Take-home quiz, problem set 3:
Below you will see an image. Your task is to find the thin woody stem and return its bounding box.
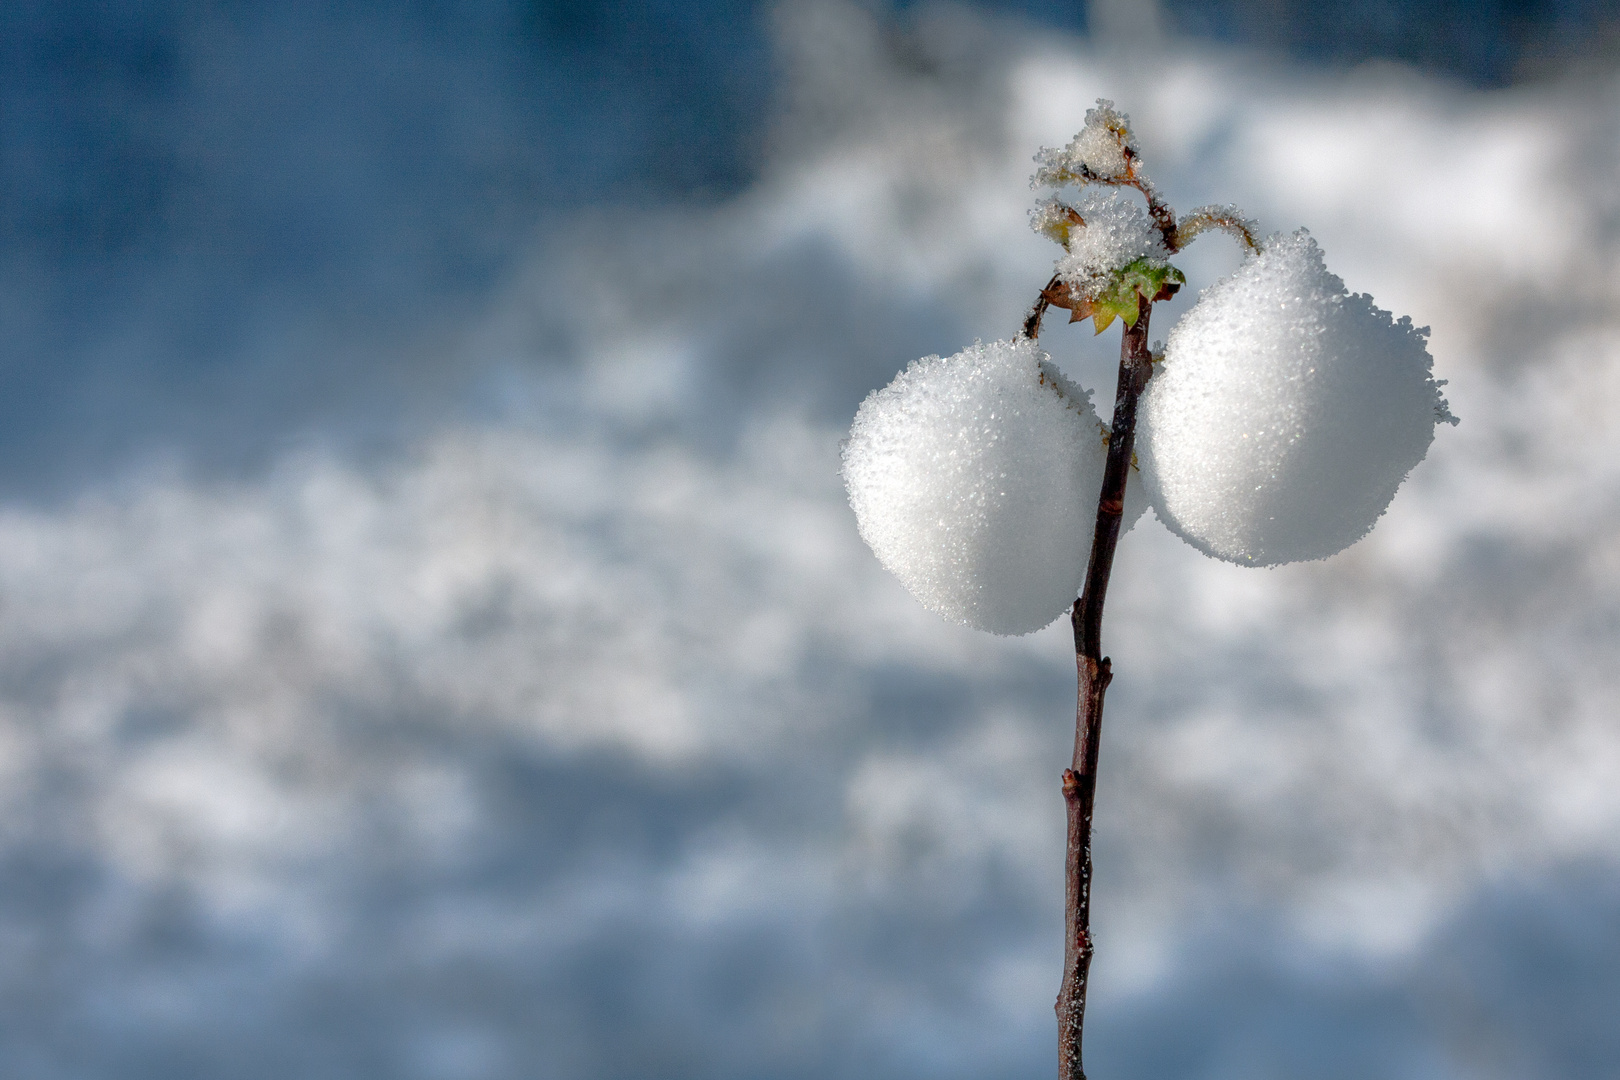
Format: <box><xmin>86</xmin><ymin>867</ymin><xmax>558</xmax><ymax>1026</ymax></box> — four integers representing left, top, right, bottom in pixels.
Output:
<box><xmin>1171</xmin><ymin>206</ymin><xmax>1259</xmax><ymax>255</ymax></box>
<box><xmin>1124</xmin><ymin>177</ymin><xmax>1178</xmax><ymax>252</ymax></box>
<box><xmin>1024</xmin><ymin>274</ymin><xmax>1062</xmax><ymax>341</ymax></box>
<box><xmin>1076</xmin><ymin>295</ymin><xmax>1152</xmax><ymax>660</ymax></box>
<box><xmin>1056</xmin><ymin>292</ymin><xmax>1153</xmax><ymax>1080</ymax></box>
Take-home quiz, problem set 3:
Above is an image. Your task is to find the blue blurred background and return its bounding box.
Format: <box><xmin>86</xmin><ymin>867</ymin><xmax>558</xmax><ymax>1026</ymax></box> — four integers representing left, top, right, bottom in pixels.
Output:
<box><xmin>5</xmin><ymin>0</ymin><xmax>1613</xmax><ymax>495</ymax></box>
<box><xmin>3</xmin><ymin>0</ymin><xmax>1620</xmax><ymax>1077</ymax></box>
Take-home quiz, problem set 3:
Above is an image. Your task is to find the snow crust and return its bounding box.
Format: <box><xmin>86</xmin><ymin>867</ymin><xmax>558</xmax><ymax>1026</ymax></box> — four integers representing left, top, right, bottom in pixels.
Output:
<box><xmin>1140</xmin><ymin>231</ymin><xmax>1454</xmax><ymax>565</ymax></box>
<box><xmin>843</xmin><ymin>337</ymin><xmax>1141</xmax><ymax>634</ymax></box>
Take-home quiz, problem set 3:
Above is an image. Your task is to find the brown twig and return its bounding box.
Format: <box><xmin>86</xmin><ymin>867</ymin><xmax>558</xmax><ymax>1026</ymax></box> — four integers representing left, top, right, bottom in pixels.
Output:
<box><xmin>1171</xmin><ymin>205</ymin><xmax>1260</xmax><ymax>255</ymax></box>
<box><xmin>1120</xmin><ymin>171</ymin><xmax>1178</xmax><ymax>253</ymax></box>
<box><xmin>1024</xmin><ymin>273</ymin><xmax>1063</xmax><ymax>340</ymax></box>
<box><xmin>1056</xmin><ymin>292</ymin><xmax>1154</xmax><ymax>1080</ymax></box>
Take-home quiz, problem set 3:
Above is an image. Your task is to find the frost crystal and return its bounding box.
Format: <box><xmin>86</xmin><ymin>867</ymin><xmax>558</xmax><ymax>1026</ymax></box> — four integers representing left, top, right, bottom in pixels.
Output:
<box><xmin>843</xmin><ymin>337</ymin><xmax>1143</xmax><ymax>635</ymax></box>
<box><xmin>1048</xmin><ymin>190</ymin><xmax>1171</xmax><ymax>299</ymax></box>
<box><xmin>1139</xmin><ymin>231</ymin><xmax>1456</xmax><ymax>566</ymax></box>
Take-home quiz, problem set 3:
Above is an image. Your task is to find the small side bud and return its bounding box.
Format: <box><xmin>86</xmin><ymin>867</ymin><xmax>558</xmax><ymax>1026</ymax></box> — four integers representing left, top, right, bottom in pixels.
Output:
<box><xmin>1030</xmin><ymin>198</ymin><xmax>1086</xmax><ymax>249</ymax></box>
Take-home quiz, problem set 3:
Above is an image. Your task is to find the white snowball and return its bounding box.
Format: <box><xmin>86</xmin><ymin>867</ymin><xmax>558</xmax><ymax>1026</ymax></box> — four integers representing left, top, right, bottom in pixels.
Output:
<box><xmin>1139</xmin><ymin>230</ymin><xmax>1456</xmax><ymax>566</ymax></box>
<box><xmin>843</xmin><ymin>337</ymin><xmax>1144</xmax><ymax>635</ymax></box>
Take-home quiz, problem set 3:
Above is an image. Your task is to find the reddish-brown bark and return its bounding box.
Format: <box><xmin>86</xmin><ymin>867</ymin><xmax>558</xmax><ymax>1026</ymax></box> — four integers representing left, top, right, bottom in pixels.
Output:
<box><xmin>1042</xmin><ymin>294</ymin><xmax>1155</xmax><ymax>1080</ymax></box>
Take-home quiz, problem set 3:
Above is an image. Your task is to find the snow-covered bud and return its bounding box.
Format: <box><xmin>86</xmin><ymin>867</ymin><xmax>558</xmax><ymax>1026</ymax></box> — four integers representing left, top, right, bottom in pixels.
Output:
<box><xmin>1032</xmin><ymin>98</ymin><xmax>1137</xmax><ymax>187</ymax></box>
<box><xmin>1139</xmin><ymin>231</ymin><xmax>1456</xmax><ymax>566</ymax></box>
<box><xmin>1032</xmin><ymin>190</ymin><xmax>1184</xmax><ymax>334</ymax></box>
<box><xmin>1053</xmin><ymin>190</ymin><xmax>1171</xmax><ymax>294</ymax></box>
<box><xmin>843</xmin><ymin>337</ymin><xmax>1144</xmax><ymax>635</ymax></box>
<box><xmin>1030</xmin><ymin>196</ymin><xmax>1085</xmax><ymax>249</ymax></box>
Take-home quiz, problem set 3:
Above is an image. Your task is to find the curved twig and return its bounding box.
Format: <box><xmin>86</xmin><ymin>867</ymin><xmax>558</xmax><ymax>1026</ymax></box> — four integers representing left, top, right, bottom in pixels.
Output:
<box><xmin>1023</xmin><ymin>274</ymin><xmax>1063</xmax><ymax>341</ymax></box>
<box><xmin>1171</xmin><ymin>204</ymin><xmax>1260</xmax><ymax>254</ymax></box>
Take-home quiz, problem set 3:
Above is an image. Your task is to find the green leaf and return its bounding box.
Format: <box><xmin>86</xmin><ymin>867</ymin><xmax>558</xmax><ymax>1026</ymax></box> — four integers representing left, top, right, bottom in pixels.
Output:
<box><xmin>1086</xmin><ymin>258</ymin><xmax>1184</xmax><ymax>334</ymax></box>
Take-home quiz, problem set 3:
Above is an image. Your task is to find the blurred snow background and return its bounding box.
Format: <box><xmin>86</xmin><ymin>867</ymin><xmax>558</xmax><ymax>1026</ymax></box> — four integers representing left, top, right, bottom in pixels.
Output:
<box><xmin>4</xmin><ymin>0</ymin><xmax>1620</xmax><ymax>1076</ymax></box>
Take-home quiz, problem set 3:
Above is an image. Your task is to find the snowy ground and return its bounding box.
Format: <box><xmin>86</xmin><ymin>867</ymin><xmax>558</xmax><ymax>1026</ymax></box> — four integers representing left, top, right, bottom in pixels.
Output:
<box><xmin>3</xmin><ymin>2</ymin><xmax>1620</xmax><ymax>1077</ymax></box>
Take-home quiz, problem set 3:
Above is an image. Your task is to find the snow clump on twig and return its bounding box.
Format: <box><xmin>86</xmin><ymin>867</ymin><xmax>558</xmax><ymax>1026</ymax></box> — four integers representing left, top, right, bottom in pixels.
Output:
<box><xmin>1138</xmin><ymin>231</ymin><xmax>1457</xmax><ymax>566</ymax></box>
<box><xmin>1042</xmin><ymin>189</ymin><xmax>1172</xmax><ymax>299</ymax></box>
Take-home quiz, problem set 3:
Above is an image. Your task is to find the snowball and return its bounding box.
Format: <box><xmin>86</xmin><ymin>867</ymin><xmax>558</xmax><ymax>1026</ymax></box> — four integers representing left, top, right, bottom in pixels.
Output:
<box><xmin>1051</xmin><ymin>190</ymin><xmax>1170</xmax><ymax>298</ymax></box>
<box><xmin>843</xmin><ymin>337</ymin><xmax>1145</xmax><ymax>635</ymax></box>
<box><xmin>1139</xmin><ymin>231</ymin><xmax>1456</xmax><ymax>566</ymax></box>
